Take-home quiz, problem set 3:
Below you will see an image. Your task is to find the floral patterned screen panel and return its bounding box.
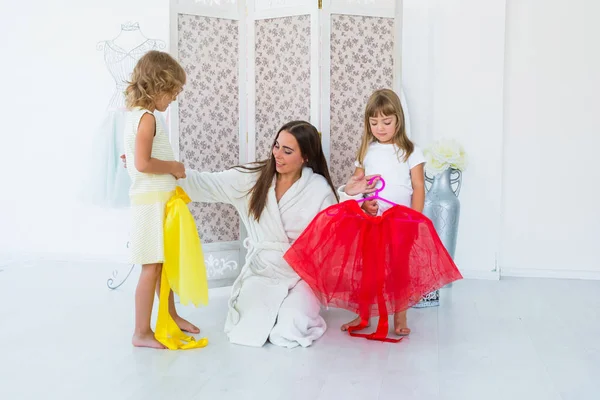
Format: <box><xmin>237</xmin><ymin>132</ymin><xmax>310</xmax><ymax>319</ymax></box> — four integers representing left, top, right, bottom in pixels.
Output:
<box><xmin>329</xmin><ymin>14</ymin><xmax>395</xmax><ymax>187</ymax></box>
<box><xmin>177</xmin><ymin>14</ymin><xmax>240</xmax><ymax>246</ymax></box>
<box><xmin>255</xmin><ymin>15</ymin><xmax>311</xmax><ymax>160</ymax></box>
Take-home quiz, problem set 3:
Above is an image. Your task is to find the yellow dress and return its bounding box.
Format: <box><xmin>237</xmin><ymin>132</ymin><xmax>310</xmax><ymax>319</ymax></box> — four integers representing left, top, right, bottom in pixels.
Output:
<box><xmin>124</xmin><ymin>108</ymin><xmax>177</xmax><ymax>264</ymax></box>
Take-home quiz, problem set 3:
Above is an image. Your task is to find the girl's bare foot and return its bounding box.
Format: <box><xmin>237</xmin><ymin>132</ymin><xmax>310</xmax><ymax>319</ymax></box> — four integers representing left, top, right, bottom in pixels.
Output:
<box><xmin>132</xmin><ymin>332</ymin><xmax>166</xmax><ymax>349</ymax></box>
<box><xmin>393</xmin><ymin>311</ymin><xmax>411</xmax><ymax>336</ymax></box>
<box><xmin>341</xmin><ymin>316</ymin><xmax>370</xmax><ymax>331</ymax></box>
<box><xmin>174</xmin><ymin>316</ymin><xmax>200</xmax><ymax>334</ymax></box>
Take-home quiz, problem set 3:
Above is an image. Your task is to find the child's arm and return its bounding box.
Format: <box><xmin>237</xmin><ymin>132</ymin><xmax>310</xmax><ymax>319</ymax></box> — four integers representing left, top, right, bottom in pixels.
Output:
<box><xmin>134</xmin><ymin>113</ymin><xmax>184</xmax><ymax>178</ymax></box>
<box><xmin>410</xmin><ymin>164</ymin><xmax>425</xmax><ymax>213</ymax></box>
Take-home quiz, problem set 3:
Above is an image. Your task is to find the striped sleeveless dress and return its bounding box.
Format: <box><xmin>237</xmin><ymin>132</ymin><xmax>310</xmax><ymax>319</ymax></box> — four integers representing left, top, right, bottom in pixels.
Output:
<box><xmin>124</xmin><ymin>108</ymin><xmax>177</xmax><ymax>264</ymax></box>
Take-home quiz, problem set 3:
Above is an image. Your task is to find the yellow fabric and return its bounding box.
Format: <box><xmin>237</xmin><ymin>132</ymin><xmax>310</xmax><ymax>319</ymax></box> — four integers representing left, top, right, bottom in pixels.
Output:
<box><xmin>155</xmin><ymin>187</ymin><xmax>209</xmax><ymax>350</ymax></box>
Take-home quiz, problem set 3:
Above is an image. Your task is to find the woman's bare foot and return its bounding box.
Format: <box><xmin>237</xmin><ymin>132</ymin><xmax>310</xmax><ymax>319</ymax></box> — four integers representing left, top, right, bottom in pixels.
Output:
<box><xmin>341</xmin><ymin>316</ymin><xmax>370</xmax><ymax>331</ymax></box>
<box><xmin>174</xmin><ymin>316</ymin><xmax>200</xmax><ymax>334</ymax></box>
<box><xmin>393</xmin><ymin>311</ymin><xmax>411</xmax><ymax>336</ymax></box>
<box><xmin>132</xmin><ymin>332</ymin><xmax>166</xmax><ymax>349</ymax></box>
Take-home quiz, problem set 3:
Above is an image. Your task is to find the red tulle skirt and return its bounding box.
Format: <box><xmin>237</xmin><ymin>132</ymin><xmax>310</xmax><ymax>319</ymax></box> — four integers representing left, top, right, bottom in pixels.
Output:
<box><xmin>284</xmin><ymin>200</ymin><xmax>463</xmax><ymax>342</ymax></box>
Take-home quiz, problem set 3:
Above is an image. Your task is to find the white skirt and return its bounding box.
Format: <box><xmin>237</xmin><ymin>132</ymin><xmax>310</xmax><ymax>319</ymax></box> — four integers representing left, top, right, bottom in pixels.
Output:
<box><xmin>129</xmin><ymin>201</ymin><xmax>167</xmax><ymax>265</ymax></box>
<box><xmin>129</xmin><ymin>189</ymin><xmax>175</xmax><ymax>265</ymax></box>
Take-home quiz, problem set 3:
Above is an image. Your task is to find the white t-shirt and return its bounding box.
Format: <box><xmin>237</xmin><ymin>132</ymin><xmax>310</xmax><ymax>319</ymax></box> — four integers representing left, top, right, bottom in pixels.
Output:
<box><xmin>355</xmin><ymin>142</ymin><xmax>426</xmax><ymax>211</ymax></box>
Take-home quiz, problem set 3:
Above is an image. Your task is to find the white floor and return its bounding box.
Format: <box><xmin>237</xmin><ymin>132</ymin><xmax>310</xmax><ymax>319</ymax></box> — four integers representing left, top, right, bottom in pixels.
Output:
<box><xmin>0</xmin><ymin>260</ymin><xmax>599</xmax><ymax>400</ymax></box>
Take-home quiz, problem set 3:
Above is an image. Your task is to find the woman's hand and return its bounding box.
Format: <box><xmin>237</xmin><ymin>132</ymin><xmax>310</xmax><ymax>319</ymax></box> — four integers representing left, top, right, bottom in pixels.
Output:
<box><xmin>344</xmin><ymin>170</ymin><xmax>380</xmax><ymax>196</ymax></box>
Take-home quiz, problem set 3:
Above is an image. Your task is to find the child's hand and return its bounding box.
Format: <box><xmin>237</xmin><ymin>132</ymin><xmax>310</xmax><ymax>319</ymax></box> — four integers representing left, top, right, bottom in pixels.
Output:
<box><xmin>171</xmin><ymin>161</ymin><xmax>186</xmax><ymax>179</ymax></box>
<box><xmin>120</xmin><ymin>154</ymin><xmax>127</xmax><ymax>168</ymax></box>
<box><xmin>361</xmin><ymin>199</ymin><xmax>379</xmax><ymax>216</ymax></box>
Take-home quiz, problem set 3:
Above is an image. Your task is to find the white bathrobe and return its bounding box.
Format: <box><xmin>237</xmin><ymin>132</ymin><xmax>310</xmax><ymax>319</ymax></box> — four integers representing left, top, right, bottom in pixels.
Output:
<box><xmin>179</xmin><ymin>166</ymin><xmax>337</xmax><ymax>348</ymax></box>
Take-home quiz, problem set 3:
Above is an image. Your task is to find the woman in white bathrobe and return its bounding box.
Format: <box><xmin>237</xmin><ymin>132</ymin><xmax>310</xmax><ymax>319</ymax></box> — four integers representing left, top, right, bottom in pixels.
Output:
<box><xmin>178</xmin><ymin>121</ymin><xmax>340</xmax><ymax>348</ymax></box>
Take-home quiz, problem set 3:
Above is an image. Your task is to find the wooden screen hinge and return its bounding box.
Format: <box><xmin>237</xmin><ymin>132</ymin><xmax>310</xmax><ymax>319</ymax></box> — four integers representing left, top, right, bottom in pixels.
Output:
<box><xmin>318</xmin><ymin>0</ymin><xmax>322</xmax><ymax>10</ymax></box>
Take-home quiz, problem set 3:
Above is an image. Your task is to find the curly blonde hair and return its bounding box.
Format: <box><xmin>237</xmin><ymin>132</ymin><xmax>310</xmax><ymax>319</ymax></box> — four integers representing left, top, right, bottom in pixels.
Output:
<box><xmin>125</xmin><ymin>51</ymin><xmax>186</xmax><ymax>110</ymax></box>
<box><xmin>356</xmin><ymin>88</ymin><xmax>414</xmax><ymax>166</ymax></box>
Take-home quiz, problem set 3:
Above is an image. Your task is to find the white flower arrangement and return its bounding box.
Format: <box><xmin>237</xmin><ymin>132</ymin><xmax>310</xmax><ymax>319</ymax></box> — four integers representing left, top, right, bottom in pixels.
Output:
<box><xmin>423</xmin><ymin>138</ymin><xmax>467</xmax><ymax>176</ymax></box>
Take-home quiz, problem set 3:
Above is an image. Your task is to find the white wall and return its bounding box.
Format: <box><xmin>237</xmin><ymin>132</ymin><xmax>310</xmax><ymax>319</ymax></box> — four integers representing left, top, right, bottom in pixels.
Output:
<box><xmin>2</xmin><ymin>0</ymin><xmax>596</xmax><ymax>280</ymax></box>
<box><xmin>0</xmin><ymin>0</ymin><xmax>170</xmax><ymax>262</ymax></box>
<box><xmin>403</xmin><ymin>0</ymin><xmax>600</xmax><ymax>279</ymax></box>
<box><xmin>501</xmin><ymin>0</ymin><xmax>600</xmax><ymax>278</ymax></box>
<box><xmin>403</xmin><ymin>0</ymin><xmax>507</xmax><ymax>278</ymax></box>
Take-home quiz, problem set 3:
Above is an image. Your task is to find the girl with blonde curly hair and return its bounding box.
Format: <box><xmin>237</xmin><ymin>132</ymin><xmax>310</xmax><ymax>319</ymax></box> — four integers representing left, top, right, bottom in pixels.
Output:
<box><xmin>123</xmin><ymin>51</ymin><xmax>205</xmax><ymax>349</ymax></box>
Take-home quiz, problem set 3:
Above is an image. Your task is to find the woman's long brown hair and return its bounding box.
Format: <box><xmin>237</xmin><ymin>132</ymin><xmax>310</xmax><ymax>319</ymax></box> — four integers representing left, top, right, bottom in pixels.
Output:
<box><xmin>234</xmin><ymin>121</ymin><xmax>339</xmax><ymax>221</ymax></box>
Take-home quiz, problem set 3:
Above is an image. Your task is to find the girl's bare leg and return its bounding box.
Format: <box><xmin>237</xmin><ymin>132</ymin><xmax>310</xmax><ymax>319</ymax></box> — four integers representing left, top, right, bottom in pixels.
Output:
<box><xmin>393</xmin><ymin>310</ymin><xmax>411</xmax><ymax>336</ymax></box>
<box><xmin>132</xmin><ymin>263</ymin><xmax>166</xmax><ymax>349</ymax></box>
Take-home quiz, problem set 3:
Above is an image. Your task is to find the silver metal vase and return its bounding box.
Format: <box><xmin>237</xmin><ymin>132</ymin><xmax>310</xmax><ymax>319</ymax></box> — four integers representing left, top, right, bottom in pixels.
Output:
<box><xmin>413</xmin><ymin>168</ymin><xmax>462</xmax><ymax>308</ymax></box>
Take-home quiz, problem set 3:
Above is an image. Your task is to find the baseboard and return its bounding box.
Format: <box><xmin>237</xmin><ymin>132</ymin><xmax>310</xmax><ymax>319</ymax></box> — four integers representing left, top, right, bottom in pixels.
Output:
<box><xmin>459</xmin><ymin>269</ymin><xmax>501</xmax><ymax>280</ymax></box>
<box><xmin>501</xmin><ymin>268</ymin><xmax>600</xmax><ymax>281</ymax></box>
<box><xmin>0</xmin><ymin>241</ymin><xmax>242</xmax><ymax>266</ymax></box>
<box><xmin>2</xmin><ymin>252</ymin><xmax>502</xmax><ymax>281</ymax></box>
<box><xmin>0</xmin><ymin>251</ymin><xmax>127</xmax><ymax>266</ymax></box>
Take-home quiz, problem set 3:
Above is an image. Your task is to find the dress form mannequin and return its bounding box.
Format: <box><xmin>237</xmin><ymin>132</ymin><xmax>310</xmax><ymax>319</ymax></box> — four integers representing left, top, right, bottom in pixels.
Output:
<box><xmin>82</xmin><ymin>23</ymin><xmax>170</xmax><ymax>288</ymax></box>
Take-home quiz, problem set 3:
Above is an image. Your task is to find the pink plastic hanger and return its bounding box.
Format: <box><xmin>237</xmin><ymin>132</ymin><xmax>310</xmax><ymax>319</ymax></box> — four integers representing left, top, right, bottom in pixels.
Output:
<box><xmin>356</xmin><ymin>177</ymin><xmax>397</xmax><ymax>207</ymax></box>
